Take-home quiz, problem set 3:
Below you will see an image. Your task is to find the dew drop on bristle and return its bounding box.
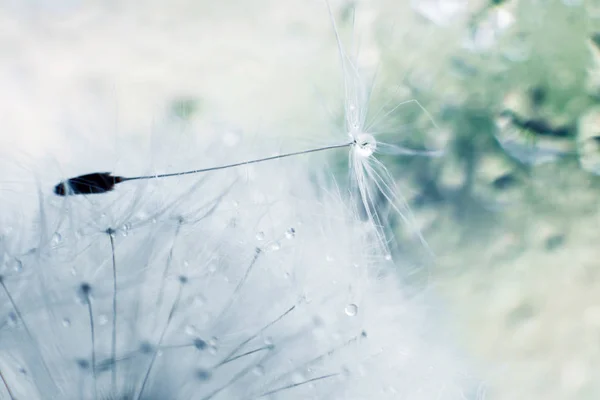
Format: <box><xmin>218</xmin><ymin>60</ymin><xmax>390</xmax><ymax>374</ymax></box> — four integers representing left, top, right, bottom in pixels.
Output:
<box><xmin>121</xmin><ymin>223</ymin><xmax>131</xmax><ymax>236</ymax></box>
<box><xmin>185</xmin><ymin>324</ymin><xmax>199</xmax><ymax>336</ymax></box>
<box><xmin>354</xmin><ymin>133</ymin><xmax>377</xmax><ymax>158</ymax></box>
<box><xmin>345</xmin><ymin>304</ymin><xmax>358</xmax><ymax>317</ymax></box>
<box><xmin>51</xmin><ymin>232</ymin><xmax>62</xmax><ymax>245</ymax></box>
<box><xmin>12</xmin><ymin>259</ymin><xmax>22</xmax><ymax>273</ymax></box>
<box><xmin>285</xmin><ymin>228</ymin><xmax>296</xmax><ymax>239</ymax></box>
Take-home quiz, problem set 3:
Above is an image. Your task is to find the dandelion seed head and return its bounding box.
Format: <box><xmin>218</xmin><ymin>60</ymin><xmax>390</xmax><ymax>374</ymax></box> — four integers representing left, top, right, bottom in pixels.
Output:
<box><xmin>0</xmin><ymin>3</ymin><xmax>479</xmax><ymax>398</ymax></box>
<box><xmin>0</xmin><ymin>118</ymin><xmax>478</xmax><ymax>398</ymax></box>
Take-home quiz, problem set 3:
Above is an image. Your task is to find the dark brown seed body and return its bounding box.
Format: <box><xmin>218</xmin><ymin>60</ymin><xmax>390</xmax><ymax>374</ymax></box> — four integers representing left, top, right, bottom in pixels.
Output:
<box><xmin>54</xmin><ymin>172</ymin><xmax>124</xmax><ymax>196</ymax></box>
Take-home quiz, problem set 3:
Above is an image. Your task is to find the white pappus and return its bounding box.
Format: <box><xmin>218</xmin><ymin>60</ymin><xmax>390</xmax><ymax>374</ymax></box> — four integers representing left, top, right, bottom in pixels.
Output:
<box><xmin>0</xmin><ymin>1</ymin><xmax>479</xmax><ymax>399</ymax></box>
<box><xmin>0</xmin><ymin>118</ymin><xmax>478</xmax><ymax>399</ymax></box>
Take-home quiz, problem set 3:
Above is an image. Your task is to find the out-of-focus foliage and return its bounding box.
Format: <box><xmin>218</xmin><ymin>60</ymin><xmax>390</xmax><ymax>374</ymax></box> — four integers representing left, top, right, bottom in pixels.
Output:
<box><xmin>352</xmin><ymin>0</ymin><xmax>600</xmax><ymax>399</ymax></box>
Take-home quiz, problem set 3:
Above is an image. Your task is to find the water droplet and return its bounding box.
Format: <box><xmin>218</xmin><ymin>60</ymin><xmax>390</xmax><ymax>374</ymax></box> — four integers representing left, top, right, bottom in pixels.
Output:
<box><xmin>12</xmin><ymin>259</ymin><xmax>23</xmax><ymax>272</ymax></box>
<box><xmin>52</xmin><ymin>232</ymin><xmax>62</xmax><ymax>245</ymax></box>
<box><xmin>62</xmin><ymin>318</ymin><xmax>71</xmax><ymax>327</ymax></box>
<box><xmin>353</xmin><ymin>133</ymin><xmax>377</xmax><ymax>158</ymax></box>
<box><xmin>285</xmin><ymin>228</ymin><xmax>296</xmax><ymax>239</ymax></box>
<box><xmin>256</xmin><ymin>231</ymin><xmax>265</xmax><ymax>241</ymax></box>
<box><xmin>185</xmin><ymin>324</ymin><xmax>199</xmax><ymax>336</ymax></box>
<box><xmin>384</xmin><ymin>254</ymin><xmax>392</xmax><ymax>261</ymax></box>
<box><xmin>98</xmin><ymin>314</ymin><xmax>108</xmax><ymax>325</ymax></box>
<box><xmin>270</xmin><ymin>242</ymin><xmax>281</xmax><ymax>251</ymax></box>
<box><xmin>121</xmin><ymin>225</ymin><xmax>129</xmax><ymax>237</ymax></box>
<box><xmin>208</xmin><ymin>337</ymin><xmax>219</xmax><ymax>355</ymax></box>
<box><xmin>326</xmin><ymin>254</ymin><xmax>335</xmax><ymax>262</ymax></box>
<box><xmin>183</xmin><ymin>260</ymin><xmax>189</xmax><ymax>268</ymax></box>
<box><xmin>345</xmin><ymin>304</ymin><xmax>358</xmax><ymax>317</ymax></box>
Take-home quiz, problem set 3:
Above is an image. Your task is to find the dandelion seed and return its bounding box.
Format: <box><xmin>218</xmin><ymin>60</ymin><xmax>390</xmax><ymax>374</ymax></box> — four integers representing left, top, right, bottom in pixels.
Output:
<box><xmin>51</xmin><ymin>35</ymin><xmax>435</xmax><ymax>259</ymax></box>
<box><xmin>52</xmin><ymin>143</ymin><xmax>352</xmax><ymax>197</ymax></box>
<box><xmin>323</xmin><ymin>0</ymin><xmax>444</xmax><ymax>255</ymax></box>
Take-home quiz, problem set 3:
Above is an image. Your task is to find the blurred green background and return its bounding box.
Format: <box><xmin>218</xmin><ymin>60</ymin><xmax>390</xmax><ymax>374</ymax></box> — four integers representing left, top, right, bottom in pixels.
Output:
<box><xmin>369</xmin><ymin>1</ymin><xmax>600</xmax><ymax>399</ymax></box>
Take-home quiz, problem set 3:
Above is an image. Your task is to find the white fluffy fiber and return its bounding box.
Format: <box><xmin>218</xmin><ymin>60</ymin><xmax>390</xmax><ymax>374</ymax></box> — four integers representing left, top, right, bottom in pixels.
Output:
<box><xmin>0</xmin><ymin>116</ymin><xmax>476</xmax><ymax>399</ymax></box>
<box><xmin>0</xmin><ymin>2</ymin><xmax>478</xmax><ymax>399</ymax></box>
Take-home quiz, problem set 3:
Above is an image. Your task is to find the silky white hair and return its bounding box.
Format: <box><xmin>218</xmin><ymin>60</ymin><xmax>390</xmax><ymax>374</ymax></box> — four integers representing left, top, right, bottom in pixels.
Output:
<box><xmin>0</xmin><ymin>118</ymin><xmax>478</xmax><ymax>399</ymax></box>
